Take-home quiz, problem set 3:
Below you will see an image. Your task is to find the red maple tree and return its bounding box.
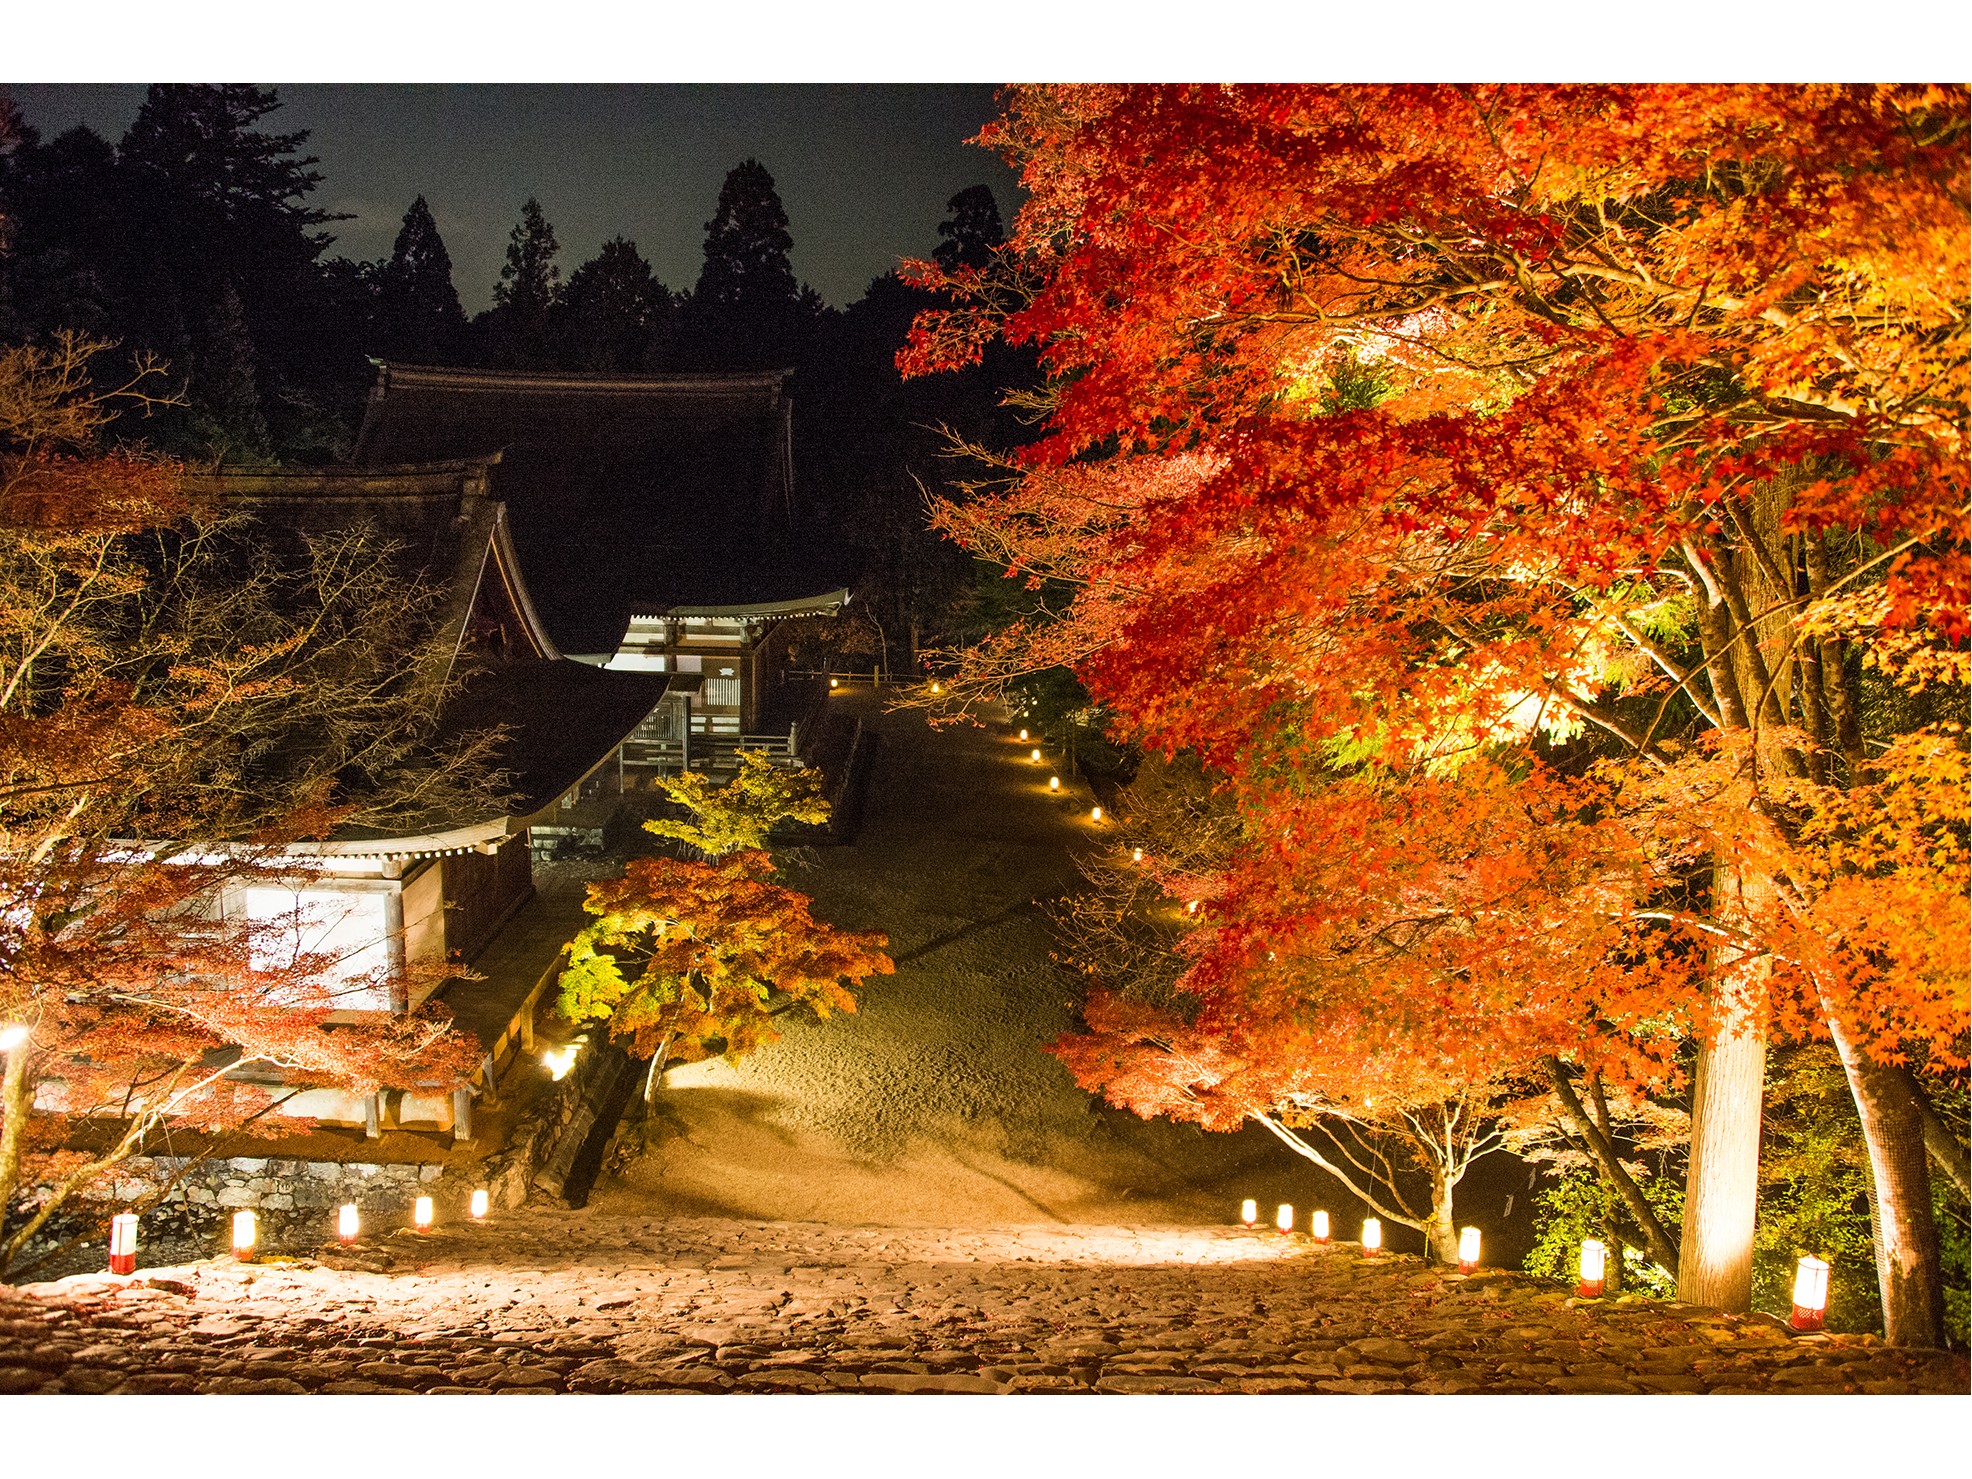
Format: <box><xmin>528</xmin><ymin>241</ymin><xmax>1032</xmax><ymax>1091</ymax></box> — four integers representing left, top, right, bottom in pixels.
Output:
<box><xmin>905</xmin><ymin>85</ymin><xmax>1967</xmax><ymax>1340</ymax></box>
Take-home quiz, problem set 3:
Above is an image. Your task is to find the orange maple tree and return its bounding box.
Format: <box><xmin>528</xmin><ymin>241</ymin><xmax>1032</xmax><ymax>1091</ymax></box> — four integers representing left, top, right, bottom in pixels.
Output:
<box><xmin>904</xmin><ymin>85</ymin><xmax>1967</xmax><ymax>1339</ymax></box>
<box><xmin>1</xmin><ymin>333</ymin><xmax>479</xmax><ymax>1273</ymax></box>
<box><xmin>556</xmin><ymin>758</ymin><xmax>891</xmax><ymax>1103</ymax></box>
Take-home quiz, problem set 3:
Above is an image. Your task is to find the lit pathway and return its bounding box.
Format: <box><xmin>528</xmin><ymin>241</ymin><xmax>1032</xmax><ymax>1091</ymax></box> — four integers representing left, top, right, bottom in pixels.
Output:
<box><xmin>595</xmin><ymin>690</ymin><xmax>1322</xmax><ymax>1232</ymax></box>
<box><xmin>4</xmin><ymin>1211</ymin><xmax>1963</xmax><ymax>1394</ymax></box>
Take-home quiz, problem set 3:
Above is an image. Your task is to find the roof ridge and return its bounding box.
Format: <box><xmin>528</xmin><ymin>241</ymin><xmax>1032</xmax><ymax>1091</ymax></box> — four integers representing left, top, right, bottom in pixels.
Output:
<box><xmin>371</xmin><ymin>361</ymin><xmax>792</xmax><ymax>397</ymax></box>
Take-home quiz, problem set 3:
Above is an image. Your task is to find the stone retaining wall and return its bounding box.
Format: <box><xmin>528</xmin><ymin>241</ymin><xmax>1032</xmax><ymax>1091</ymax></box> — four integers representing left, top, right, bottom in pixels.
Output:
<box><xmin>83</xmin><ymin>1154</ymin><xmax>454</xmax><ymax>1218</ymax></box>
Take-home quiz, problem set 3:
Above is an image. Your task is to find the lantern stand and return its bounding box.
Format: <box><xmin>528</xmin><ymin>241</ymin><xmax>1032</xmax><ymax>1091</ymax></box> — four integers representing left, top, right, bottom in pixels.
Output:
<box><xmin>1789</xmin><ymin>1255</ymin><xmax>1830</xmax><ymax>1332</ymax></box>
<box><xmin>109</xmin><ymin>1213</ymin><xmax>139</xmax><ymax>1276</ymax></box>
<box><xmin>1576</xmin><ymin>1239</ymin><xmax>1606</xmax><ymax>1298</ymax></box>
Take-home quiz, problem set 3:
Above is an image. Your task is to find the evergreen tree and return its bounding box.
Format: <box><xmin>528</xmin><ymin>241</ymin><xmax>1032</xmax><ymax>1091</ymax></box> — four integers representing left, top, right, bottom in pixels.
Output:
<box><xmin>932</xmin><ymin>185</ymin><xmax>1005</xmax><ymax>273</ymax></box>
<box><xmin>556</xmin><ymin>236</ymin><xmax>672</xmax><ymax>372</ymax></box>
<box><xmin>187</xmin><ymin>279</ymin><xmax>271</xmax><ymax>462</ymax></box>
<box><xmin>118</xmin><ymin>87</ymin><xmax>345</xmax><ymax>421</ymax></box>
<box><xmin>675</xmin><ymin>160</ymin><xmax>819</xmax><ymax>371</ymax></box>
<box><xmin>482</xmin><ymin>196</ymin><xmax>561</xmax><ymax>368</ymax></box>
<box><xmin>373</xmin><ymin>195</ymin><xmax>466</xmax><ymax>364</ymax></box>
<box><xmin>694</xmin><ymin>159</ymin><xmax>798</xmax><ymax>310</ymax></box>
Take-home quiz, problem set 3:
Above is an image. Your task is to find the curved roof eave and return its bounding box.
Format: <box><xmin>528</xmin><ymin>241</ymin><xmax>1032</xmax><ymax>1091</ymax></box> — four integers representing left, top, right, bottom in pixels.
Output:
<box><xmin>631</xmin><ymin>587</ymin><xmax>852</xmax><ymax>620</ymax></box>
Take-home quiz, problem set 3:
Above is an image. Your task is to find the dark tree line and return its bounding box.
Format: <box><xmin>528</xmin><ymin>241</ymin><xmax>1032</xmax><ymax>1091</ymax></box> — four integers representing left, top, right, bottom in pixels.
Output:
<box><xmin>0</xmin><ymin>84</ymin><xmax>1037</xmax><ymax>659</ymax></box>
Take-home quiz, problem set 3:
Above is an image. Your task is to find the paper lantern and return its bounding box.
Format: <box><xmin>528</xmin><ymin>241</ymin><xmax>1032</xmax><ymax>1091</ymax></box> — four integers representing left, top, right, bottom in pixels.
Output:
<box><xmin>1240</xmin><ymin>1198</ymin><xmax>1258</xmax><ymax>1227</ymax></box>
<box><xmin>1029</xmin><ymin>748</ymin><xmax>1041</xmax><ymax>763</ymax></box>
<box><xmin>1790</xmin><ymin>1255</ymin><xmax>1830</xmax><ymax>1331</ymax></box>
<box><xmin>1049</xmin><ymin>775</ymin><xmax>1061</xmax><ymax>791</ymax></box>
<box><xmin>543</xmin><ymin>1044</ymin><xmax>579</xmax><ymax>1081</ymax></box>
<box><xmin>231</xmin><ymin>1210</ymin><xmax>257</xmax><ymax>1260</ymax></box>
<box><xmin>1310</xmin><ymin>1210</ymin><xmax>1329</xmax><ymax>1244</ymax></box>
<box><xmin>1361</xmin><ymin>1217</ymin><xmax>1382</xmax><ymax>1256</ymax></box>
<box><xmin>470</xmin><ymin>1188</ymin><xmax>490</xmax><ymax>1220</ymax></box>
<box><xmin>829</xmin><ymin>677</ymin><xmax>839</xmax><ymax>689</ymax></box>
<box><xmin>1132</xmin><ymin>847</ymin><xmax>1144</xmax><ymax>863</ymax></box>
<box><xmin>413</xmin><ymin>1196</ymin><xmax>434</xmax><ymax>1231</ymax></box>
<box><xmin>1018</xmin><ymin>728</ymin><xmax>1028</xmax><ymax>741</ymax></box>
<box><xmin>1458</xmin><ymin>1226</ymin><xmax>1481</xmax><ymax>1274</ymax></box>
<box><xmin>337</xmin><ymin>1203</ymin><xmax>360</xmax><ymax>1243</ymax></box>
<box><xmin>109</xmin><ymin>1213</ymin><xmax>139</xmax><ymax>1275</ymax></box>
<box><xmin>1275</xmin><ymin>1203</ymin><xmax>1294</xmax><ymax>1235</ymax></box>
<box><xmin>0</xmin><ymin>1022</ymin><xmax>27</xmax><ymax>1051</ymax></box>
<box><xmin>1577</xmin><ymin>1239</ymin><xmax>1606</xmax><ymax>1297</ymax></box>
<box><xmin>1091</xmin><ymin>806</ymin><xmax>1103</xmax><ymax>822</ymax></box>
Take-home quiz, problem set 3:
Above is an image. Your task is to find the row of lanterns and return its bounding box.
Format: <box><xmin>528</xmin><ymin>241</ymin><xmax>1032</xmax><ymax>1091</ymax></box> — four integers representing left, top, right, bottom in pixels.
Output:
<box><xmin>1238</xmin><ymin>1200</ymin><xmax>1832</xmax><ymax>1327</ymax></box>
<box><xmin>105</xmin><ymin>1189</ymin><xmax>495</xmax><ymax>1273</ymax></box>
<box><xmin>1017</xmin><ymin>729</ymin><xmax>1106</xmax><ymax>821</ymax></box>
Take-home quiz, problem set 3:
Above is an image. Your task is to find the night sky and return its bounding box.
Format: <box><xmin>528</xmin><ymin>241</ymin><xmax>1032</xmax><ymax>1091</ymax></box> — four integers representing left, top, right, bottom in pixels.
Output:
<box><xmin>0</xmin><ymin>84</ymin><xmax>1021</xmax><ymax>311</ymax></box>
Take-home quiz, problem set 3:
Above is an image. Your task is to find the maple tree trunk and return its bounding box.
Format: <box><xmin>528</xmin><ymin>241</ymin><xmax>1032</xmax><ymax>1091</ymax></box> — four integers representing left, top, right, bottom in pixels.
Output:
<box><xmin>0</xmin><ymin>1042</ymin><xmax>29</xmax><ymax>1224</ymax></box>
<box><xmin>1822</xmin><ymin>1012</ymin><xmax>1945</xmax><ymax>1348</ymax></box>
<box><xmin>1428</xmin><ymin>1169</ymin><xmax>1459</xmax><ymax>1265</ymax></box>
<box><xmin>1544</xmin><ymin>1057</ymin><xmax>1681</xmax><ymax>1279</ymax></box>
<box><xmin>641</xmin><ymin>1033</ymin><xmax>676</xmax><ymax>1110</ymax></box>
<box><xmin>1903</xmin><ymin>1069</ymin><xmax>1970</xmax><ymax>1201</ymax></box>
<box><xmin>1677</xmin><ymin>868</ymin><xmax>1771</xmax><ymax>1313</ymax></box>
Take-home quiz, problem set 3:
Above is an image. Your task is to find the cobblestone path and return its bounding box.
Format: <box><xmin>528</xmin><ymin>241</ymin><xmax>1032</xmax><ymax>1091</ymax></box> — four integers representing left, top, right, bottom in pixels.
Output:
<box><xmin>3</xmin><ymin>1210</ymin><xmax>1963</xmax><ymax>1395</ymax></box>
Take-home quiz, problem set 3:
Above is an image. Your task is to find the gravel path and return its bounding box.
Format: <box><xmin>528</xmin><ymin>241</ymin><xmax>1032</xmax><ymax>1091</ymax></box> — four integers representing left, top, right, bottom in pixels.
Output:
<box><xmin>595</xmin><ymin>694</ymin><xmax>1315</xmax><ymax>1229</ymax></box>
<box><xmin>5</xmin><ymin>1211</ymin><xmax>1962</xmax><ymax>1395</ymax></box>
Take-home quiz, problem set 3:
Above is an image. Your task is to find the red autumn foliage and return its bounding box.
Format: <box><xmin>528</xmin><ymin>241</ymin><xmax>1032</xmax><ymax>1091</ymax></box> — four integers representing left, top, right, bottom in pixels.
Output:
<box><xmin>905</xmin><ymin>86</ymin><xmax>1967</xmax><ymax>1308</ymax></box>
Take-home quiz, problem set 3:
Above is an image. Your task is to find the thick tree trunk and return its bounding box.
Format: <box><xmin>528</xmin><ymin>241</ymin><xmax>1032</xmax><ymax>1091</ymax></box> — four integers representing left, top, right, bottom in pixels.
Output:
<box><xmin>0</xmin><ymin>1043</ymin><xmax>30</xmax><ymax>1224</ymax></box>
<box><xmin>1678</xmin><ymin>871</ymin><xmax>1771</xmax><ymax>1313</ymax></box>
<box><xmin>1823</xmin><ymin>1013</ymin><xmax>1945</xmax><ymax>1348</ymax></box>
<box><xmin>1902</xmin><ymin>1069</ymin><xmax>1970</xmax><ymax>1201</ymax></box>
<box><xmin>1678</xmin><ymin>1019</ymin><xmax>1767</xmax><ymax>1311</ymax></box>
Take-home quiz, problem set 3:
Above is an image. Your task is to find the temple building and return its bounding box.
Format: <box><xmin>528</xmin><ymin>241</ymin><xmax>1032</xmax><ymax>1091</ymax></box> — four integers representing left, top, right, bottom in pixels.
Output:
<box><xmin>158</xmin><ymin>459</ymin><xmax>674</xmax><ymax>1134</ymax></box>
<box><xmin>82</xmin><ymin>365</ymin><xmax>857</xmax><ymax>1136</ymax></box>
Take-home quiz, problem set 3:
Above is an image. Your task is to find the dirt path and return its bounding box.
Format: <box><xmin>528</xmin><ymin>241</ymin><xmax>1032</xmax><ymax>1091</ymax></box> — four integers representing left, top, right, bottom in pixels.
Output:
<box><xmin>593</xmin><ymin>693</ymin><xmax>1309</xmax><ymax>1229</ymax></box>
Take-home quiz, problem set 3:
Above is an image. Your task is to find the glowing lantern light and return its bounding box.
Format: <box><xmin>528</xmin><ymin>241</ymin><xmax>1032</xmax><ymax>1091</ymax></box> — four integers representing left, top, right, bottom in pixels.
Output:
<box><xmin>1132</xmin><ymin>847</ymin><xmax>1143</xmax><ymax>863</ymax></box>
<box><xmin>1091</xmin><ymin>806</ymin><xmax>1103</xmax><ymax>822</ymax></box>
<box><xmin>829</xmin><ymin>677</ymin><xmax>839</xmax><ymax>689</ymax></box>
<box><xmin>1577</xmin><ymin>1239</ymin><xmax>1606</xmax><ymax>1297</ymax></box>
<box><xmin>470</xmin><ymin>1188</ymin><xmax>490</xmax><ymax>1220</ymax></box>
<box><xmin>337</xmin><ymin>1203</ymin><xmax>360</xmax><ymax>1243</ymax></box>
<box><xmin>109</xmin><ymin>1213</ymin><xmax>139</xmax><ymax>1275</ymax></box>
<box><xmin>1361</xmin><ymin>1218</ymin><xmax>1382</xmax><ymax>1257</ymax></box>
<box><xmin>231</xmin><ymin>1210</ymin><xmax>257</xmax><ymax>1260</ymax></box>
<box><xmin>1240</xmin><ymin>1198</ymin><xmax>1258</xmax><ymax>1228</ymax></box>
<box><xmin>1018</xmin><ymin>728</ymin><xmax>1028</xmax><ymax>741</ymax></box>
<box><xmin>1049</xmin><ymin>775</ymin><xmax>1061</xmax><ymax>791</ymax></box>
<box><xmin>1275</xmin><ymin>1203</ymin><xmax>1294</xmax><ymax>1235</ymax></box>
<box><xmin>1789</xmin><ymin>1255</ymin><xmax>1830</xmax><ymax>1331</ymax></box>
<box><xmin>543</xmin><ymin>1044</ymin><xmax>579</xmax><ymax>1081</ymax></box>
<box><xmin>1029</xmin><ymin>748</ymin><xmax>1041</xmax><ymax>763</ymax></box>
<box><xmin>932</xmin><ymin>682</ymin><xmax>942</xmax><ymax>694</ymax></box>
<box><xmin>1458</xmin><ymin>1226</ymin><xmax>1481</xmax><ymax>1274</ymax></box>
<box><xmin>1186</xmin><ymin>900</ymin><xmax>1198</xmax><ymax>915</ymax></box>
<box><xmin>1310</xmin><ymin>1210</ymin><xmax>1329</xmax><ymax>1244</ymax></box>
<box><xmin>413</xmin><ymin>1196</ymin><xmax>434</xmax><ymax>1231</ymax></box>
<box><xmin>0</xmin><ymin>1022</ymin><xmax>27</xmax><ymax>1051</ymax></box>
